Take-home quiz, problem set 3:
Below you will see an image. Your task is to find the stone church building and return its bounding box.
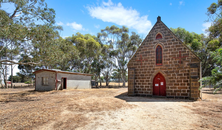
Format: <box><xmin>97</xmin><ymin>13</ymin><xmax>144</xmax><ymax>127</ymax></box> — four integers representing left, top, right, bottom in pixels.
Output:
<box><xmin>127</xmin><ymin>16</ymin><xmax>201</xmax><ymax>100</ymax></box>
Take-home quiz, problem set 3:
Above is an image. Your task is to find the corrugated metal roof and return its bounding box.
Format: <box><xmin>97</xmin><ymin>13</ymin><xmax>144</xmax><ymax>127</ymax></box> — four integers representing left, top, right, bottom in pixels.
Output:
<box><xmin>33</xmin><ymin>69</ymin><xmax>93</xmax><ymax>76</ymax></box>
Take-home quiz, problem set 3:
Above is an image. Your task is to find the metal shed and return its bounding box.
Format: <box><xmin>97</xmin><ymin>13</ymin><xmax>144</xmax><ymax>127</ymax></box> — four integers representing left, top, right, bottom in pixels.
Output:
<box><xmin>34</xmin><ymin>69</ymin><xmax>93</xmax><ymax>91</ymax></box>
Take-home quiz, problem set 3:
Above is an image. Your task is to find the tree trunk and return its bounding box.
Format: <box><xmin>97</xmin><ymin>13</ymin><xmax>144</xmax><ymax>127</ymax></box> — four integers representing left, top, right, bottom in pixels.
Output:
<box><xmin>122</xmin><ymin>80</ymin><xmax>125</xmax><ymax>87</ymax></box>
<box><xmin>95</xmin><ymin>75</ymin><xmax>98</xmax><ymax>88</ymax></box>
<box><xmin>4</xmin><ymin>65</ymin><xmax>7</xmax><ymax>88</ymax></box>
<box><xmin>11</xmin><ymin>64</ymin><xmax>13</xmax><ymax>88</ymax></box>
<box><xmin>11</xmin><ymin>42</ymin><xmax>13</xmax><ymax>88</ymax></box>
<box><xmin>121</xmin><ymin>74</ymin><xmax>126</xmax><ymax>87</ymax></box>
<box><xmin>106</xmin><ymin>80</ymin><xmax>108</xmax><ymax>87</ymax></box>
<box><xmin>118</xmin><ymin>74</ymin><xmax>120</xmax><ymax>87</ymax></box>
<box><xmin>5</xmin><ymin>46</ymin><xmax>7</xmax><ymax>88</ymax></box>
<box><xmin>99</xmin><ymin>75</ymin><xmax>101</xmax><ymax>87</ymax></box>
<box><xmin>0</xmin><ymin>67</ymin><xmax>2</xmax><ymax>88</ymax></box>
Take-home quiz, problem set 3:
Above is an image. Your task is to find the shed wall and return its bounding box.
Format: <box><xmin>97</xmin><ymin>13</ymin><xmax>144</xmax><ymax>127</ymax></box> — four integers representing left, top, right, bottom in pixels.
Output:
<box><xmin>56</xmin><ymin>73</ymin><xmax>91</xmax><ymax>89</ymax></box>
<box><xmin>35</xmin><ymin>71</ymin><xmax>56</xmax><ymax>91</ymax></box>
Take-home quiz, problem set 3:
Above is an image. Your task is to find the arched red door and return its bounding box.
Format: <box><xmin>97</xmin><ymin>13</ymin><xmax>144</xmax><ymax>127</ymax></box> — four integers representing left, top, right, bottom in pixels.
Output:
<box><xmin>153</xmin><ymin>73</ymin><xmax>166</xmax><ymax>96</ymax></box>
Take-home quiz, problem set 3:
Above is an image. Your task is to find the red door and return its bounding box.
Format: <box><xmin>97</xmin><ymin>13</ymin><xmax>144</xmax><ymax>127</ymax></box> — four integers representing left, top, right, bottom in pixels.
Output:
<box><xmin>153</xmin><ymin>73</ymin><xmax>166</xmax><ymax>96</ymax></box>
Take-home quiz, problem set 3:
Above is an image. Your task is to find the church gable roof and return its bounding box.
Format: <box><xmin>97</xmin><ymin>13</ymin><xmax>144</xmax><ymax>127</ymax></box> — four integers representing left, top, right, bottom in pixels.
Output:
<box><xmin>128</xmin><ymin>16</ymin><xmax>201</xmax><ymax>66</ymax></box>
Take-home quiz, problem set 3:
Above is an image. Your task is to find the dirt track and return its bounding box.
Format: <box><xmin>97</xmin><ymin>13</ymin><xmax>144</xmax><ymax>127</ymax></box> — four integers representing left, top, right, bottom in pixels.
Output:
<box><xmin>0</xmin><ymin>88</ymin><xmax>221</xmax><ymax>130</ymax></box>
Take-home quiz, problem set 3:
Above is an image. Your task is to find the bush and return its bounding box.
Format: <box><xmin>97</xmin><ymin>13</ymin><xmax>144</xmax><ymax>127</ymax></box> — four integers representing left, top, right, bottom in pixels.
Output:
<box><xmin>25</xmin><ymin>81</ymin><xmax>31</xmax><ymax>84</ymax></box>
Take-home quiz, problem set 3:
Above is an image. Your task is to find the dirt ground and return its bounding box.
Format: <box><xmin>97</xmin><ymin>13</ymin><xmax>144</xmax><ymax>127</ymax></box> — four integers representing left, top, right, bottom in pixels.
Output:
<box><xmin>0</xmin><ymin>87</ymin><xmax>221</xmax><ymax>130</ymax></box>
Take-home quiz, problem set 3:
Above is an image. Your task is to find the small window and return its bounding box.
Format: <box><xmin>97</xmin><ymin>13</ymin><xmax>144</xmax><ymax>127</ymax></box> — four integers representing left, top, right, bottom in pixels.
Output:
<box><xmin>42</xmin><ymin>77</ymin><xmax>49</xmax><ymax>86</ymax></box>
<box><xmin>156</xmin><ymin>45</ymin><xmax>162</xmax><ymax>65</ymax></box>
<box><xmin>156</xmin><ymin>34</ymin><xmax>162</xmax><ymax>39</ymax></box>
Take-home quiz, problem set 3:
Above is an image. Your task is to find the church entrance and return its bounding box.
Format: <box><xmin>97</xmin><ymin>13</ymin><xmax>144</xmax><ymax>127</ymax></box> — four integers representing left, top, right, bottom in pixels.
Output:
<box><xmin>153</xmin><ymin>73</ymin><xmax>166</xmax><ymax>96</ymax></box>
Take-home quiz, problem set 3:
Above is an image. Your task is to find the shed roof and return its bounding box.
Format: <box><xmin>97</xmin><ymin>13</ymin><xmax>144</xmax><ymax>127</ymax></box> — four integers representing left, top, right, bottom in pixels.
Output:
<box><xmin>33</xmin><ymin>69</ymin><xmax>93</xmax><ymax>76</ymax></box>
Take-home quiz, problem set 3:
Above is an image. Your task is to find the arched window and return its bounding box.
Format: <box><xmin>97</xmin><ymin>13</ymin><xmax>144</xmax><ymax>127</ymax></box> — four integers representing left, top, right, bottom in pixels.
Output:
<box><xmin>156</xmin><ymin>45</ymin><xmax>162</xmax><ymax>65</ymax></box>
<box><xmin>156</xmin><ymin>34</ymin><xmax>162</xmax><ymax>39</ymax></box>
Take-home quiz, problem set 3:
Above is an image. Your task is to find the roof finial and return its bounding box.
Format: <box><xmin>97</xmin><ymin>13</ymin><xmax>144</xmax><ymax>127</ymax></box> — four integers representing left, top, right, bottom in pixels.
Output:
<box><xmin>157</xmin><ymin>16</ymin><xmax>161</xmax><ymax>22</ymax></box>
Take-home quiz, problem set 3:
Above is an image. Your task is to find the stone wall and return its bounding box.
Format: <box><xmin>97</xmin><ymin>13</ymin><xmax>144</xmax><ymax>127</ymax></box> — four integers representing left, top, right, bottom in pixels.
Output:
<box><xmin>127</xmin><ymin>17</ymin><xmax>201</xmax><ymax>100</ymax></box>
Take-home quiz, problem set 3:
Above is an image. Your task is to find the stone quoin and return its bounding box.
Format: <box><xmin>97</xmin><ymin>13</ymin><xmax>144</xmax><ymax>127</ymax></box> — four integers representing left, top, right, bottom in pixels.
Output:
<box><xmin>127</xmin><ymin>16</ymin><xmax>201</xmax><ymax>100</ymax></box>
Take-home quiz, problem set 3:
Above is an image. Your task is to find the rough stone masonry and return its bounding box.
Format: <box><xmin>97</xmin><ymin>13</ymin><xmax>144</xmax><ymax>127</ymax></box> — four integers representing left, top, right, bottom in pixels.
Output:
<box><xmin>127</xmin><ymin>16</ymin><xmax>201</xmax><ymax>100</ymax></box>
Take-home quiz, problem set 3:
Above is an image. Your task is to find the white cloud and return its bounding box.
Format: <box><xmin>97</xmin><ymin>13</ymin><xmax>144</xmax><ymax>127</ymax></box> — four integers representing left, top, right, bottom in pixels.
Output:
<box><xmin>202</xmin><ymin>22</ymin><xmax>212</xmax><ymax>36</ymax></box>
<box><xmin>86</xmin><ymin>0</ymin><xmax>152</xmax><ymax>34</ymax></box>
<box><xmin>56</xmin><ymin>21</ymin><xmax>64</xmax><ymax>26</ymax></box>
<box><xmin>170</xmin><ymin>3</ymin><xmax>172</xmax><ymax>6</ymax></box>
<box><xmin>94</xmin><ymin>24</ymin><xmax>100</xmax><ymax>28</ymax></box>
<box><xmin>102</xmin><ymin>0</ymin><xmax>113</xmax><ymax>6</ymax></box>
<box><xmin>67</xmin><ymin>22</ymin><xmax>85</xmax><ymax>31</ymax></box>
<box><xmin>179</xmin><ymin>1</ymin><xmax>184</xmax><ymax>5</ymax></box>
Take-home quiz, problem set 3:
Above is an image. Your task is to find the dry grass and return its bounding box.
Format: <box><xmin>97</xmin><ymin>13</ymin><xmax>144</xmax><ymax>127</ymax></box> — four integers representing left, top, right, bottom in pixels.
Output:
<box><xmin>0</xmin><ymin>87</ymin><xmax>221</xmax><ymax>130</ymax></box>
<box><xmin>0</xmin><ymin>88</ymin><xmax>132</xmax><ymax>130</ymax></box>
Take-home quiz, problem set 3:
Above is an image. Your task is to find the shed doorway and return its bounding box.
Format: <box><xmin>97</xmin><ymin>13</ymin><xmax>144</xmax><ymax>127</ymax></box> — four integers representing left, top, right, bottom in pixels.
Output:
<box><xmin>153</xmin><ymin>73</ymin><xmax>166</xmax><ymax>96</ymax></box>
<box><xmin>61</xmin><ymin>78</ymin><xmax>67</xmax><ymax>89</ymax></box>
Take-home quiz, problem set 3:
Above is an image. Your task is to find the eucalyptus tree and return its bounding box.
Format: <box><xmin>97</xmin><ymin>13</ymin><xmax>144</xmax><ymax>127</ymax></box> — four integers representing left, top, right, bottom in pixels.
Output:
<box><xmin>53</xmin><ymin>37</ymin><xmax>79</xmax><ymax>71</ymax></box>
<box><xmin>30</xmin><ymin>24</ymin><xmax>62</xmax><ymax>69</ymax></box>
<box><xmin>207</xmin><ymin>0</ymin><xmax>222</xmax><ymax>44</ymax></box>
<box><xmin>0</xmin><ymin>0</ymin><xmax>58</xmax><ymax>87</ymax></box>
<box><xmin>200</xmin><ymin>0</ymin><xmax>222</xmax><ymax>92</ymax></box>
<box><xmin>200</xmin><ymin>48</ymin><xmax>222</xmax><ymax>92</ymax></box>
<box><xmin>68</xmin><ymin>33</ymin><xmax>101</xmax><ymax>73</ymax></box>
<box><xmin>91</xmin><ymin>58</ymin><xmax>105</xmax><ymax>87</ymax></box>
<box><xmin>0</xmin><ymin>0</ymin><xmax>56</xmax><ymax>61</ymax></box>
<box><xmin>98</xmin><ymin>25</ymin><xmax>142</xmax><ymax>86</ymax></box>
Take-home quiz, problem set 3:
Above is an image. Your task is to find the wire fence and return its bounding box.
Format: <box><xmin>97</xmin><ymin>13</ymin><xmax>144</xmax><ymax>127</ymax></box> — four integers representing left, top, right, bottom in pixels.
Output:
<box><xmin>92</xmin><ymin>82</ymin><xmax>128</xmax><ymax>88</ymax></box>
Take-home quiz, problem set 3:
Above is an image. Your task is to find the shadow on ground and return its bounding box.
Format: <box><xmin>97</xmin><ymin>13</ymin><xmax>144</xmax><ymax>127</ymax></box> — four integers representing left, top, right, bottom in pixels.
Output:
<box><xmin>115</xmin><ymin>92</ymin><xmax>194</xmax><ymax>102</ymax></box>
<box><xmin>0</xmin><ymin>90</ymin><xmax>50</xmax><ymax>103</ymax></box>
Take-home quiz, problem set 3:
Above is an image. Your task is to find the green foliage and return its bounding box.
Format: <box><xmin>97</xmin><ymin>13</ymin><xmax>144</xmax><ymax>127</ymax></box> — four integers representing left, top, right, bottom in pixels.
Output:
<box><xmin>170</xmin><ymin>27</ymin><xmax>204</xmax><ymax>50</ymax></box>
<box><xmin>0</xmin><ymin>0</ymin><xmax>56</xmax><ymax>25</ymax></box>
<box><xmin>64</xmin><ymin>33</ymin><xmax>101</xmax><ymax>73</ymax></box>
<box><xmin>200</xmin><ymin>49</ymin><xmax>222</xmax><ymax>92</ymax></box>
<box><xmin>191</xmin><ymin>39</ymin><xmax>201</xmax><ymax>50</ymax></box>
<box><xmin>207</xmin><ymin>3</ymin><xmax>218</xmax><ymax>14</ymax></box>
<box><xmin>207</xmin><ymin>39</ymin><xmax>220</xmax><ymax>51</ymax></box>
<box><xmin>25</xmin><ymin>81</ymin><xmax>31</xmax><ymax>84</ymax></box>
<box><xmin>200</xmin><ymin>1</ymin><xmax>222</xmax><ymax>92</ymax></box>
<box><xmin>0</xmin><ymin>0</ymin><xmax>62</xmax><ymax>87</ymax></box>
<box><xmin>8</xmin><ymin>72</ymin><xmax>31</xmax><ymax>83</ymax></box>
<box><xmin>8</xmin><ymin>75</ymin><xmax>21</xmax><ymax>82</ymax></box>
<box><xmin>207</xmin><ymin>0</ymin><xmax>222</xmax><ymax>43</ymax></box>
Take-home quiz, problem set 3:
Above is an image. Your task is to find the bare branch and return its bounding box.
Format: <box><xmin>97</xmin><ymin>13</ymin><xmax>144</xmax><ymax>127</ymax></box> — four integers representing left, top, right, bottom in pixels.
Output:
<box><xmin>9</xmin><ymin>7</ymin><xmax>19</xmax><ymax>19</ymax></box>
<box><xmin>0</xmin><ymin>60</ymin><xmax>41</xmax><ymax>65</ymax></box>
<box><xmin>15</xmin><ymin>11</ymin><xmax>22</xmax><ymax>17</ymax></box>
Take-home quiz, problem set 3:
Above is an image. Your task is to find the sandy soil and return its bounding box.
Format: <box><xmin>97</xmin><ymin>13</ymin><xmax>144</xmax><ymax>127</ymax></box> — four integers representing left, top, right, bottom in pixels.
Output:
<box><xmin>0</xmin><ymin>88</ymin><xmax>221</xmax><ymax>130</ymax></box>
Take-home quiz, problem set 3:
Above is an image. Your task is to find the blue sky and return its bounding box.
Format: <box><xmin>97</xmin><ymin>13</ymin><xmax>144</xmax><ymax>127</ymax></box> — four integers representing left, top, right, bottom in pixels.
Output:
<box><xmin>45</xmin><ymin>0</ymin><xmax>216</xmax><ymax>38</ymax></box>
